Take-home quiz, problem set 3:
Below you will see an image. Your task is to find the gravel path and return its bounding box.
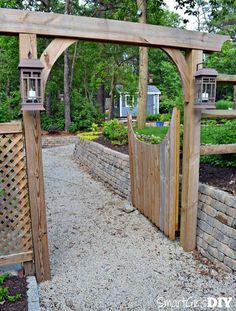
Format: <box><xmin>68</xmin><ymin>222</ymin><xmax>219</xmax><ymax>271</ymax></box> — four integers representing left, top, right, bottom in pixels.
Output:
<box><xmin>39</xmin><ymin>145</ymin><xmax>236</xmax><ymax>311</ymax></box>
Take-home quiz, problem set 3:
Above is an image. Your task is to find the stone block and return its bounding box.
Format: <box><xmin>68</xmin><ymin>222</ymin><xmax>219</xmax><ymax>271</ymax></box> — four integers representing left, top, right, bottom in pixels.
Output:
<box><xmin>207</xmin><ymin>245</ymin><xmax>224</xmax><ymax>261</ymax></box>
<box><xmin>224</xmin><ymin>256</ymin><xmax>236</xmax><ymax>271</ymax></box>
<box><xmin>225</xmin><ymin>206</ymin><xmax>236</xmax><ymax>218</ymax></box>
<box><xmin>213</xmin><ymin>200</ymin><xmax>226</xmax><ymax>213</ymax></box>
<box><xmin>225</xmin><ymin>196</ymin><xmax>236</xmax><ymax>208</ymax></box>
<box><xmin>197</xmin><ymin>236</ymin><xmax>208</xmax><ymax>250</ymax></box>
<box><xmin>229</xmin><ymin>239</ymin><xmax>236</xmax><ymax>252</ymax></box>
<box><xmin>201</xmin><ymin>204</ymin><xmax>217</xmax><ymax>218</ymax></box>
<box><xmin>198</xmin><ymin>219</ymin><xmax>213</xmax><ymax>235</ymax></box>
<box><xmin>198</xmin><ymin>183</ymin><xmax>213</xmax><ymax>196</ymax></box>
<box><xmin>211</xmin><ymin>189</ymin><xmax>226</xmax><ymax>204</ymax></box>
<box><xmin>215</xmin><ymin>241</ymin><xmax>236</xmax><ymax>260</ymax></box>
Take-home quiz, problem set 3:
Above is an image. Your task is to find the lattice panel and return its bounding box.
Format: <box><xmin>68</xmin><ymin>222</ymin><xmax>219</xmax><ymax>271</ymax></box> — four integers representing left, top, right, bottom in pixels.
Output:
<box><xmin>0</xmin><ymin>131</ymin><xmax>33</xmax><ymax>256</ymax></box>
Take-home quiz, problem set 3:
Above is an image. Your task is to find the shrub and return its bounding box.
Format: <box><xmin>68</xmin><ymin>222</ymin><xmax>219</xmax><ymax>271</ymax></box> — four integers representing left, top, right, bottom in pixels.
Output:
<box><xmin>160</xmin><ymin>114</ymin><xmax>171</xmax><ymax>122</ymax></box>
<box><xmin>136</xmin><ymin>134</ymin><xmax>162</xmax><ymax>144</ymax></box>
<box><xmin>215</xmin><ymin>99</ymin><xmax>233</xmax><ymax>110</ymax></box>
<box><xmin>200</xmin><ymin>120</ymin><xmax>236</xmax><ymax>167</ymax></box>
<box><xmin>40</xmin><ymin>113</ymin><xmax>64</xmax><ymax>131</ymax></box>
<box><xmin>103</xmin><ymin>119</ymin><xmax>128</xmax><ymax>145</ymax></box>
<box><xmin>0</xmin><ymin>273</ymin><xmax>22</xmax><ymax>304</ymax></box>
<box><xmin>0</xmin><ymin>91</ymin><xmax>20</xmax><ymax>122</ymax></box>
<box><xmin>146</xmin><ymin>114</ymin><xmax>161</xmax><ymax>121</ymax></box>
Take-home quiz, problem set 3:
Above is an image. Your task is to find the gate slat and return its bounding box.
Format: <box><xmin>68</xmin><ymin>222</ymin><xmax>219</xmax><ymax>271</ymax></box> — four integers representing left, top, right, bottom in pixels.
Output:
<box><xmin>128</xmin><ymin>108</ymin><xmax>180</xmax><ymax>239</ymax></box>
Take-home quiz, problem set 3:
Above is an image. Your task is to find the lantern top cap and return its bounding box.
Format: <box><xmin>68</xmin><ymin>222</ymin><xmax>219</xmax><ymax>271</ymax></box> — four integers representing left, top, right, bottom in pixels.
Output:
<box><xmin>194</xmin><ymin>68</ymin><xmax>218</xmax><ymax>77</ymax></box>
<box><xmin>18</xmin><ymin>58</ymin><xmax>44</xmax><ymax>70</ymax></box>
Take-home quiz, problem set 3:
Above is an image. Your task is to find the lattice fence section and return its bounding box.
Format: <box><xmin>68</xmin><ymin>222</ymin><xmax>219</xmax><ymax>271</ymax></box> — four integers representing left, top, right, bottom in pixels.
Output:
<box><xmin>0</xmin><ymin>124</ymin><xmax>33</xmax><ymax>263</ymax></box>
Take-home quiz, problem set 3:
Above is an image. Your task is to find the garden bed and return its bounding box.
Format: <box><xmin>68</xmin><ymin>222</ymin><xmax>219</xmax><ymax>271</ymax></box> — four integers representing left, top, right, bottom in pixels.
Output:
<box><xmin>0</xmin><ymin>276</ymin><xmax>28</xmax><ymax>311</ymax></box>
<box><xmin>93</xmin><ymin>138</ymin><xmax>236</xmax><ymax>195</ymax></box>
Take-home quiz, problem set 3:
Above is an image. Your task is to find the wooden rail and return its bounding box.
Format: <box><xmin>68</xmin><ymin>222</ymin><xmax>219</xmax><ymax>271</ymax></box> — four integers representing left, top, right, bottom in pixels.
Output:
<box><xmin>201</xmin><ymin>110</ymin><xmax>236</xmax><ymax>119</ymax></box>
<box><xmin>0</xmin><ymin>122</ymin><xmax>22</xmax><ymax>134</ymax></box>
<box><xmin>200</xmin><ymin>144</ymin><xmax>236</xmax><ymax>155</ymax></box>
<box><xmin>217</xmin><ymin>75</ymin><xmax>236</xmax><ymax>84</ymax></box>
<box><xmin>128</xmin><ymin>108</ymin><xmax>180</xmax><ymax>240</ymax></box>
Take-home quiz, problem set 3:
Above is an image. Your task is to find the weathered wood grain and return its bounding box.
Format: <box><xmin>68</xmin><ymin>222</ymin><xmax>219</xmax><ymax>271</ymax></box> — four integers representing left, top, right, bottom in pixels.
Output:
<box><xmin>0</xmin><ymin>252</ymin><xmax>33</xmax><ymax>266</ymax></box>
<box><xmin>200</xmin><ymin>144</ymin><xmax>236</xmax><ymax>155</ymax></box>
<box><xmin>217</xmin><ymin>74</ymin><xmax>236</xmax><ymax>84</ymax></box>
<box><xmin>0</xmin><ymin>122</ymin><xmax>22</xmax><ymax>134</ymax></box>
<box><xmin>128</xmin><ymin>108</ymin><xmax>180</xmax><ymax>239</ymax></box>
<box><xmin>201</xmin><ymin>109</ymin><xmax>236</xmax><ymax>119</ymax></box>
<box><xmin>180</xmin><ymin>50</ymin><xmax>203</xmax><ymax>251</ymax></box>
<box><xmin>40</xmin><ymin>38</ymin><xmax>77</xmax><ymax>93</ymax></box>
<box><xmin>20</xmin><ymin>34</ymin><xmax>51</xmax><ymax>282</ymax></box>
<box><xmin>0</xmin><ymin>9</ymin><xmax>229</xmax><ymax>51</ymax></box>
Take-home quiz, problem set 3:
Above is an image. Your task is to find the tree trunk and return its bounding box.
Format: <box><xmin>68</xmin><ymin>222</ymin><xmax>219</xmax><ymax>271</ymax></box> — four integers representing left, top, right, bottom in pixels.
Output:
<box><xmin>108</xmin><ymin>73</ymin><xmax>116</xmax><ymax>120</ymax></box>
<box><xmin>96</xmin><ymin>85</ymin><xmax>105</xmax><ymax>113</ymax></box>
<box><xmin>64</xmin><ymin>0</ymin><xmax>71</xmax><ymax>132</ymax></box>
<box><xmin>136</xmin><ymin>0</ymin><xmax>148</xmax><ymax>129</ymax></box>
<box><xmin>70</xmin><ymin>42</ymin><xmax>78</xmax><ymax>91</ymax></box>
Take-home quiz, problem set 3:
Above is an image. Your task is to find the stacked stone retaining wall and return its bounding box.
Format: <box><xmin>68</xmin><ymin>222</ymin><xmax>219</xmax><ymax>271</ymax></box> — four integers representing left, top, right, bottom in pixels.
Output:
<box><xmin>74</xmin><ymin>138</ymin><xmax>130</xmax><ymax>198</ymax></box>
<box><xmin>73</xmin><ymin>138</ymin><xmax>236</xmax><ymax>273</ymax></box>
<box><xmin>42</xmin><ymin>135</ymin><xmax>78</xmax><ymax>148</ymax></box>
<box><xmin>197</xmin><ymin>183</ymin><xmax>236</xmax><ymax>273</ymax></box>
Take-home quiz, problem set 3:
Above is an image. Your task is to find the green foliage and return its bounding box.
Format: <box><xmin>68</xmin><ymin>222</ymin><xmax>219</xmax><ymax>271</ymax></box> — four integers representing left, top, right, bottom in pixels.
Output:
<box><xmin>0</xmin><ymin>273</ymin><xmax>22</xmax><ymax>304</ymax></box>
<box><xmin>215</xmin><ymin>99</ymin><xmax>233</xmax><ymax>110</ymax></box>
<box><xmin>103</xmin><ymin>119</ymin><xmax>128</xmax><ymax>145</ymax></box>
<box><xmin>136</xmin><ymin>134</ymin><xmax>162</xmax><ymax>144</ymax></box>
<box><xmin>40</xmin><ymin>113</ymin><xmax>65</xmax><ymax>132</ymax></box>
<box><xmin>70</xmin><ymin>101</ymin><xmax>104</xmax><ymax>132</ymax></box>
<box><xmin>135</xmin><ymin>126</ymin><xmax>169</xmax><ymax>141</ymax></box>
<box><xmin>146</xmin><ymin>114</ymin><xmax>161</xmax><ymax>121</ymax></box>
<box><xmin>0</xmin><ymin>91</ymin><xmax>20</xmax><ymax>123</ymax></box>
<box><xmin>201</xmin><ymin>120</ymin><xmax>236</xmax><ymax>167</ymax></box>
<box><xmin>79</xmin><ymin>131</ymin><xmax>101</xmax><ymax>141</ymax></box>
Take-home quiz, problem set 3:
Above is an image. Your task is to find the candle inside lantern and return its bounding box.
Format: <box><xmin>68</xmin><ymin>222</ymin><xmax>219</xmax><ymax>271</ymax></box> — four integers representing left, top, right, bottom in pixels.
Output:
<box><xmin>202</xmin><ymin>92</ymin><xmax>209</xmax><ymax>101</ymax></box>
<box><xmin>28</xmin><ymin>88</ymin><xmax>36</xmax><ymax>99</ymax></box>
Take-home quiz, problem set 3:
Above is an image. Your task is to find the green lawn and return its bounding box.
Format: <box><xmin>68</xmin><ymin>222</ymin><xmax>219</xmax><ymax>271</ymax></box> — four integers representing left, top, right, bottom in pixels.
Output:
<box><xmin>135</xmin><ymin>126</ymin><xmax>169</xmax><ymax>140</ymax></box>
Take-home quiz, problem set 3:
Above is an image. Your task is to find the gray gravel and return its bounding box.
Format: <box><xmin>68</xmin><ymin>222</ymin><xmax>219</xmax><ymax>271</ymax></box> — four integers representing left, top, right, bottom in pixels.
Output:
<box><xmin>39</xmin><ymin>145</ymin><xmax>236</xmax><ymax>311</ymax></box>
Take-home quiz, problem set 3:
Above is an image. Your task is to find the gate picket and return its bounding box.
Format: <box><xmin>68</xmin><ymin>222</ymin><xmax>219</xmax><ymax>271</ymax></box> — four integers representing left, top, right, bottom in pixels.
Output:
<box><xmin>128</xmin><ymin>108</ymin><xmax>180</xmax><ymax>240</ymax></box>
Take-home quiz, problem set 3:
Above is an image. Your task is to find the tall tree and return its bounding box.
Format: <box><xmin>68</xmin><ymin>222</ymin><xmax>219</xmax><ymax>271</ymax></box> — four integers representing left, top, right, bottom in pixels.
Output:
<box><xmin>136</xmin><ymin>0</ymin><xmax>148</xmax><ymax>129</ymax></box>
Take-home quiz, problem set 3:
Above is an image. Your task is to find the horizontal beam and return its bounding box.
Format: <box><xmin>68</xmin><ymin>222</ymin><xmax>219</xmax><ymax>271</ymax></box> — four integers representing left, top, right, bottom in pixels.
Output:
<box><xmin>201</xmin><ymin>110</ymin><xmax>236</xmax><ymax>119</ymax></box>
<box><xmin>0</xmin><ymin>9</ymin><xmax>229</xmax><ymax>51</ymax></box>
<box><xmin>200</xmin><ymin>144</ymin><xmax>236</xmax><ymax>155</ymax></box>
<box><xmin>0</xmin><ymin>121</ymin><xmax>22</xmax><ymax>134</ymax></box>
<box><xmin>217</xmin><ymin>74</ymin><xmax>236</xmax><ymax>84</ymax></box>
<box><xmin>0</xmin><ymin>251</ymin><xmax>33</xmax><ymax>266</ymax></box>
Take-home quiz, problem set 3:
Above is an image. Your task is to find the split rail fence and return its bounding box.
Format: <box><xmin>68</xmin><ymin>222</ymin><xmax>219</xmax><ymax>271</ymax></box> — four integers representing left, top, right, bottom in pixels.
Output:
<box><xmin>0</xmin><ymin>122</ymin><xmax>33</xmax><ymax>266</ymax></box>
<box><xmin>128</xmin><ymin>108</ymin><xmax>180</xmax><ymax>240</ymax></box>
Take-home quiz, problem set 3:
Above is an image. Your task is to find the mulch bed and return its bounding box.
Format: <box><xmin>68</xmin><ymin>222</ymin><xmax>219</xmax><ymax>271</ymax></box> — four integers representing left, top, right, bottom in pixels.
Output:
<box><xmin>0</xmin><ymin>276</ymin><xmax>28</xmax><ymax>311</ymax></box>
<box><xmin>93</xmin><ymin>137</ymin><xmax>236</xmax><ymax>195</ymax></box>
<box><xmin>94</xmin><ymin>137</ymin><xmax>129</xmax><ymax>155</ymax></box>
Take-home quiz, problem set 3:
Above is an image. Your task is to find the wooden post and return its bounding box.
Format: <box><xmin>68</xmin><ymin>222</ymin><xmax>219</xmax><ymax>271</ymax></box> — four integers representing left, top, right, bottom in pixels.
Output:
<box><xmin>180</xmin><ymin>49</ymin><xmax>203</xmax><ymax>251</ymax></box>
<box><xmin>19</xmin><ymin>34</ymin><xmax>51</xmax><ymax>282</ymax></box>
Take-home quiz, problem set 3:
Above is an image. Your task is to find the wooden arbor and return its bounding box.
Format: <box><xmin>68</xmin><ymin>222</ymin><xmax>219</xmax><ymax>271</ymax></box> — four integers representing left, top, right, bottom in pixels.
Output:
<box><xmin>0</xmin><ymin>8</ymin><xmax>230</xmax><ymax>282</ymax></box>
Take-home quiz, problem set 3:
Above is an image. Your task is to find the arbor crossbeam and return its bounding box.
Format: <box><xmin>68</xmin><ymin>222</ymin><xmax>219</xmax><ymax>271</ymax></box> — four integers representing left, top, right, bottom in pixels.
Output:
<box><xmin>0</xmin><ymin>8</ymin><xmax>229</xmax><ymax>51</ymax></box>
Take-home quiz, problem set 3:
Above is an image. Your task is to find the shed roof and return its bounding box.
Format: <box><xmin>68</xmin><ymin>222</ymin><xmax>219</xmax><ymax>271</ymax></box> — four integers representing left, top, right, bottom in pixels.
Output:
<box><xmin>148</xmin><ymin>85</ymin><xmax>161</xmax><ymax>94</ymax></box>
<box><xmin>116</xmin><ymin>84</ymin><xmax>161</xmax><ymax>94</ymax></box>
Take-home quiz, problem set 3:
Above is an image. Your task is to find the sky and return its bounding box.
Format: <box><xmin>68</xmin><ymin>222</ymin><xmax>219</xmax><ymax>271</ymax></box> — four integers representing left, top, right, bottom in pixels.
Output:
<box><xmin>78</xmin><ymin>0</ymin><xmax>198</xmax><ymax>31</ymax></box>
<box><xmin>165</xmin><ymin>0</ymin><xmax>198</xmax><ymax>30</ymax></box>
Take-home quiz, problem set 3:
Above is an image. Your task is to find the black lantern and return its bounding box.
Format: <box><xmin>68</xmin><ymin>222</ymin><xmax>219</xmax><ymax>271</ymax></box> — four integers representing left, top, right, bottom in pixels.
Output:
<box><xmin>194</xmin><ymin>65</ymin><xmax>218</xmax><ymax>109</ymax></box>
<box><xmin>18</xmin><ymin>56</ymin><xmax>44</xmax><ymax>111</ymax></box>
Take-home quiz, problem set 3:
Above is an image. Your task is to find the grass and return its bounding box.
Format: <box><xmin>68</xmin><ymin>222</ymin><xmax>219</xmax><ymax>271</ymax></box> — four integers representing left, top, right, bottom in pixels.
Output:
<box><xmin>135</xmin><ymin>126</ymin><xmax>169</xmax><ymax>140</ymax></box>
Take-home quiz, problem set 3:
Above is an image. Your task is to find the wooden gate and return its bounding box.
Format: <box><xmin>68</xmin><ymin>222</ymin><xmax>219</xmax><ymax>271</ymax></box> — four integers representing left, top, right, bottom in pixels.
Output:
<box><xmin>128</xmin><ymin>108</ymin><xmax>180</xmax><ymax>240</ymax></box>
<box><xmin>0</xmin><ymin>122</ymin><xmax>33</xmax><ymax>265</ymax></box>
